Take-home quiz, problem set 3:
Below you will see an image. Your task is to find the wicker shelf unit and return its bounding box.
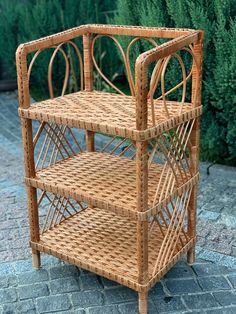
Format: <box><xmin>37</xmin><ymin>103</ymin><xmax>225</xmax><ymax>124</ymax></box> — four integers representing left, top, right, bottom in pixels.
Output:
<box><xmin>16</xmin><ymin>24</ymin><xmax>203</xmax><ymax>314</ymax></box>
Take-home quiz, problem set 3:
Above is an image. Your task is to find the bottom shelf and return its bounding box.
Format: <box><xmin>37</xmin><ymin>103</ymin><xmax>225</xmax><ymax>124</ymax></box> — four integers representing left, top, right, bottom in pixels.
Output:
<box><xmin>31</xmin><ymin>207</ymin><xmax>194</xmax><ymax>291</ymax></box>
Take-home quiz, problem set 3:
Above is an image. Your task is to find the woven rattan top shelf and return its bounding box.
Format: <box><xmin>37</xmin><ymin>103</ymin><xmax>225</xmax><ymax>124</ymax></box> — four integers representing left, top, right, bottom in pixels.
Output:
<box><xmin>19</xmin><ymin>91</ymin><xmax>202</xmax><ymax>141</ymax></box>
<box><xmin>25</xmin><ymin>152</ymin><xmax>193</xmax><ymax>220</ymax></box>
<box><xmin>30</xmin><ymin>205</ymin><xmax>193</xmax><ymax>292</ymax></box>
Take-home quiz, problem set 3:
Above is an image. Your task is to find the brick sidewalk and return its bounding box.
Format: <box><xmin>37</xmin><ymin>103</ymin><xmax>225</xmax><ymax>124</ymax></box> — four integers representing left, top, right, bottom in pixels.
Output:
<box><xmin>0</xmin><ymin>91</ymin><xmax>236</xmax><ymax>313</ymax></box>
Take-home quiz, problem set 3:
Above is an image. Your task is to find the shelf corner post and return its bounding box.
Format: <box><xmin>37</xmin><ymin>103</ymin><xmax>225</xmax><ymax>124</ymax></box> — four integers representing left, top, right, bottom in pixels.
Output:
<box><xmin>83</xmin><ymin>32</ymin><xmax>95</xmax><ymax>152</ymax></box>
<box><xmin>135</xmin><ymin>55</ymin><xmax>149</xmax><ymax>294</ymax></box>
<box><xmin>21</xmin><ymin>117</ymin><xmax>41</xmax><ymax>268</ymax></box>
<box><xmin>187</xmin><ymin>31</ymin><xmax>204</xmax><ymax>265</ymax></box>
<box><xmin>16</xmin><ymin>45</ymin><xmax>41</xmax><ymax>268</ymax></box>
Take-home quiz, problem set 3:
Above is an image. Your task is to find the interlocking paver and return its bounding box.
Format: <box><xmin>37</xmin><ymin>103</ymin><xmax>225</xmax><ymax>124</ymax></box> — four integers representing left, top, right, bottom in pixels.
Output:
<box><xmin>36</xmin><ymin>294</ymin><xmax>72</xmax><ymax>313</ymax></box>
<box><xmin>227</xmin><ymin>275</ymin><xmax>236</xmax><ymax>288</ymax></box>
<box><xmin>164</xmin><ymin>265</ymin><xmax>195</xmax><ymax>279</ymax></box>
<box><xmin>165</xmin><ymin>278</ymin><xmax>202</xmax><ymax>294</ymax></box>
<box><xmin>49</xmin><ymin>264</ymin><xmax>79</xmax><ymax>280</ymax></box>
<box><xmin>104</xmin><ymin>286</ymin><xmax>137</xmax><ymax>304</ymax></box>
<box><xmin>50</xmin><ymin>277</ymin><xmax>80</xmax><ymax>294</ymax></box>
<box><xmin>18</xmin><ymin>269</ymin><xmax>49</xmax><ymax>285</ymax></box>
<box><xmin>0</xmin><ymin>288</ymin><xmax>18</xmax><ymax>304</ymax></box>
<box><xmin>18</xmin><ymin>282</ymin><xmax>49</xmax><ymax>300</ymax></box>
<box><xmin>205</xmin><ymin>307</ymin><xmax>236</xmax><ymax>314</ymax></box>
<box><xmin>213</xmin><ymin>291</ymin><xmax>236</xmax><ymax>306</ymax></box>
<box><xmin>2</xmin><ymin>299</ymin><xmax>36</xmax><ymax>314</ymax></box>
<box><xmin>0</xmin><ymin>91</ymin><xmax>236</xmax><ymax>313</ymax></box>
<box><xmin>182</xmin><ymin>293</ymin><xmax>219</xmax><ymax>310</ymax></box>
<box><xmin>119</xmin><ymin>301</ymin><xmax>157</xmax><ymax>314</ymax></box>
<box><xmin>88</xmin><ymin>305</ymin><xmax>120</xmax><ymax>314</ymax></box>
<box><xmin>79</xmin><ymin>274</ymin><xmax>102</xmax><ymax>291</ymax></box>
<box><xmin>153</xmin><ymin>295</ymin><xmax>186</xmax><ymax>312</ymax></box>
<box><xmin>197</xmin><ymin>276</ymin><xmax>231</xmax><ymax>291</ymax></box>
<box><xmin>71</xmin><ymin>290</ymin><xmax>104</xmax><ymax>307</ymax></box>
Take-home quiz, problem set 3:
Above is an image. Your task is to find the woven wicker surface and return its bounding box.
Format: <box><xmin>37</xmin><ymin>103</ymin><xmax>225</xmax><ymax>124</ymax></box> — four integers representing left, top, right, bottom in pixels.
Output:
<box><xmin>30</xmin><ymin>206</ymin><xmax>192</xmax><ymax>291</ymax></box>
<box><xmin>19</xmin><ymin>91</ymin><xmax>202</xmax><ymax>140</ymax></box>
<box><xmin>26</xmin><ymin>152</ymin><xmax>191</xmax><ymax>218</ymax></box>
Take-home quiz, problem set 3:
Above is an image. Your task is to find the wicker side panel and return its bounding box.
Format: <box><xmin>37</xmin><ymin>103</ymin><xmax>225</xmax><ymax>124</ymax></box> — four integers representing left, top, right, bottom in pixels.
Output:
<box><xmin>37</xmin><ymin>189</ymin><xmax>87</xmax><ymax>234</ymax></box>
<box><xmin>33</xmin><ymin>121</ymin><xmax>85</xmax><ymax>171</ymax></box>
<box><xmin>95</xmin><ymin>133</ymin><xmax>136</xmax><ymax>159</ymax></box>
<box><xmin>148</xmin><ymin>183</ymin><xmax>193</xmax><ymax>278</ymax></box>
<box><xmin>148</xmin><ymin>118</ymin><xmax>195</xmax><ymax>209</ymax></box>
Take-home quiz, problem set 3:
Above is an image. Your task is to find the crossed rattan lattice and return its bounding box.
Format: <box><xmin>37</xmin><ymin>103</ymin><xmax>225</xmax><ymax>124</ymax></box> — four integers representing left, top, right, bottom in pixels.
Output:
<box><xmin>16</xmin><ymin>24</ymin><xmax>203</xmax><ymax>314</ymax></box>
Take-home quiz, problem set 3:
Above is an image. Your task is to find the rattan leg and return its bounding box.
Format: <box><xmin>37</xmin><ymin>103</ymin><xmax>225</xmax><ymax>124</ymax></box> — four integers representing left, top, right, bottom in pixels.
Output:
<box><xmin>187</xmin><ymin>186</ymin><xmax>197</xmax><ymax>266</ymax></box>
<box><xmin>138</xmin><ymin>292</ymin><xmax>148</xmax><ymax>314</ymax></box>
<box><xmin>86</xmin><ymin>130</ymin><xmax>94</xmax><ymax>152</ymax></box>
<box><xmin>187</xmin><ymin>246</ymin><xmax>195</xmax><ymax>265</ymax></box>
<box><xmin>32</xmin><ymin>248</ymin><xmax>41</xmax><ymax>269</ymax></box>
<box><xmin>27</xmin><ymin>186</ymin><xmax>41</xmax><ymax>268</ymax></box>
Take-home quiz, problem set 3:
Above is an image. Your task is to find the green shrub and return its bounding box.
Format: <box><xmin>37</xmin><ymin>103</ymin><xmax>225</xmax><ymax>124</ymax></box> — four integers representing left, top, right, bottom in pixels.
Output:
<box><xmin>0</xmin><ymin>0</ymin><xmax>117</xmax><ymax>98</ymax></box>
<box><xmin>112</xmin><ymin>0</ymin><xmax>236</xmax><ymax>165</ymax></box>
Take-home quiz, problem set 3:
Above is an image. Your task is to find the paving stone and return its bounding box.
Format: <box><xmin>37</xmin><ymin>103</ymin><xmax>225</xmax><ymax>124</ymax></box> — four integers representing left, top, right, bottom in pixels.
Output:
<box><xmin>205</xmin><ymin>307</ymin><xmax>236</xmax><ymax>314</ymax></box>
<box><xmin>0</xmin><ymin>263</ymin><xmax>15</xmax><ymax>275</ymax></box>
<box><xmin>164</xmin><ymin>265</ymin><xmax>195</xmax><ymax>279</ymax></box>
<box><xmin>49</xmin><ymin>264</ymin><xmax>80</xmax><ymax>279</ymax></box>
<box><xmin>0</xmin><ymin>275</ymin><xmax>17</xmax><ymax>289</ymax></box>
<box><xmin>165</xmin><ymin>278</ymin><xmax>201</xmax><ymax>294</ymax></box>
<box><xmin>213</xmin><ymin>291</ymin><xmax>236</xmax><ymax>306</ymax></box>
<box><xmin>152</xmin><ymin>295</ymin><xmax>186</xmax><ymax>312</ymax></box>
<box><xmin>88</xmin><ymin>305</ymin><xmax>120</xmax><ymax>314</ymax></box>
<box><xmin>119</xmin><ymin>301</ymin><xmax>157</xmax><ymax>314</ymax></box>
<box><xmin>50</xmin><ymin>277</ymin><xmax>80</xmax><ymax>294</ymax></box>
<box><xmin>2</xmin><ymin>299</ymin><xmax>36</xmax><ymax>313</ymax></box>
<box><xmin>36</xmin><ymin>294</ymin><xmax>72</xmax><ymax>313</ymax></box>
<box><xmin>220</xmin><ymin>255</ymin><xmax>236</xmax><ymax>269</ymax></box>
<box><xmin>18</xmin><ymin>269</ymin><xmax>49</xmax><ymax>285</ymax></box>
<box><xmin>149</xmin><ymin>282</ymin><xmax>166</xmax><ymax>298</ymax></box>
<box><xmin>14</xmin><ymin>259</ymin><xmax>33</xmax><ymax>273</ymax></box>
<box><xmin>182</xmin><ymin>293</ymin><xmax>219</xmax><ymax>310</ymax></box>
<box><xmin>198</xmin><ymin>276</ymin><xmax>231</xmax><ymax>291</ymax></box>
<box><xmin>0</xmin><ymin>288</ymin><xmax>17</xmax><ymax>304</ymax></box>
<box><xmin>104</xmin><ymin>286</ymin><xmax>137</xmax><ymax>304</ymax></box>
<box><xmin>19</xmin><ymin>283</ymin><xmax>49</xmax><ymax>300</ymax></box>
<box><xmin>100</xmin><ymin>277</ymin><xmax>120</xmax><ymax>288</ymax></box>
<box><xmin>79</xmin><ymin>268</ymin><xmax>93</xmax><ymax>276</ymax></box>
<box><xmin>227</xmin><ymin>275</ymin><xmax>236</xmax><ymax>288</ymax></box>
<box><xmin>79</xmin><ymin>274</ymin><xmax>102</xmax><ymax>291</ymax></box>
<box><xmin>199</xmin><ymin>210</ymin><xmax>220</xmax><ymax>221</ymax></box>
<box><xmin>41</xmin><ymin>255</ymin><xmax>61</xmax><ymax>267</ymax></box>
<box><xmin>61</xmin><ymin>311</ymin><xmax>85</xmax><ymax>314</ymax></box>
<box><xmin>72</xmin><ymin>291</ymin><xmax>104</xmax><ymax>307</ymax></box>
<box><xmin>193</xmin><ymin>262</ymin><xmax>236</xmax><ymax>277</ymax></box>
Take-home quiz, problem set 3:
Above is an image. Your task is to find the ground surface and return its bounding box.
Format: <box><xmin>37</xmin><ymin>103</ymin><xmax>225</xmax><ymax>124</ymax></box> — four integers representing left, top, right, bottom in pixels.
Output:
<box><xmin>0</xmin><ymin>91</ymin><xmax>235</xmax><ymax>313</ymax></box>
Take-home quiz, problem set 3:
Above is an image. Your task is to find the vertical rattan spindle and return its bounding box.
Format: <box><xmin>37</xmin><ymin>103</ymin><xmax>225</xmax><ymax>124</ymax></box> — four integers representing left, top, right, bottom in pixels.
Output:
<box><xmin>135</xmin><ymin>57</ymin><xmax>149</xmax><ymax>314</ymax></box>
<box><xmin>187</xmin><ymin>31</ymin><xmax>204</xmax><ymax>265</ymax></box>
<box><xmin>83</xmin><ymin>33</ymin><xmax>94</xmax><ymax>152</ymax></box>
<box><xmin>16</xmin><ymin>46</ymin><xmax>41</xmax><ymax>268</ymax></box>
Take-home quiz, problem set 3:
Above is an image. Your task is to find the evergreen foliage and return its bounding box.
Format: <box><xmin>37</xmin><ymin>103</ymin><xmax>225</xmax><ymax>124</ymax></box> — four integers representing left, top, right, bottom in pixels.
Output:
<box><xmin>112</xmin><ymin>0</ymin><xmax>236</xmax><ymax>164</ymax></box>
<box><xmin>0</xmin><ymin>0</ymin><xmax>116</xmax><ymax>98</ymax></box>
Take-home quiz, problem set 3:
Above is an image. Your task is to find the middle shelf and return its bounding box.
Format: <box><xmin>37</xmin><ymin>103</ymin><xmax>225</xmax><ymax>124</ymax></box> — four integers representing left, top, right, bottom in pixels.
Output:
<box><xmin>26</xmin><ymin>152</ymin><xmax>191</xmax><ymax>219</ymax></box>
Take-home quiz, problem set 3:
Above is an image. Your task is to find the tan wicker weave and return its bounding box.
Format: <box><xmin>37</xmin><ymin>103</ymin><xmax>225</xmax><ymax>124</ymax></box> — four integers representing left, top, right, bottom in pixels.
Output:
<box><xmin>16</xmin><ymin>24</ymin><xmax>203</xmax><ymax>314</ymax></box>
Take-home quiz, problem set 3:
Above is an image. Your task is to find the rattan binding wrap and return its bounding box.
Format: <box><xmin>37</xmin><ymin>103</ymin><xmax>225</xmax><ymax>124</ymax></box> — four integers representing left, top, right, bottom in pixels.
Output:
<box><xmin>16</xmin><ymin>24</ymin><xmax>203</xmax><ymax>314</ymax></box>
